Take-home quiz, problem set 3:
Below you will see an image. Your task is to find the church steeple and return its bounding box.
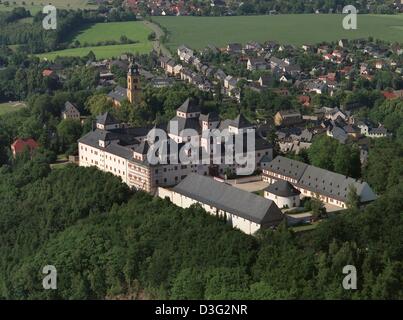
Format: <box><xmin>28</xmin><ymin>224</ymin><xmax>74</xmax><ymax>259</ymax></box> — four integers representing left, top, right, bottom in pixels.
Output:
<box><xmin>127</xmin><ymin>59</ymin><xmax>141</xmax><ymax>104</ymax></box>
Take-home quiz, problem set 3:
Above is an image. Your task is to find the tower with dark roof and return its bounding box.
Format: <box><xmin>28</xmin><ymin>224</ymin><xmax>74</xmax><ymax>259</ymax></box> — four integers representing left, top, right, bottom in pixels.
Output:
<box><xmin>127</xmin><ymin>61</ymin><xmax>141</xmax><ymax>104</ymax></box>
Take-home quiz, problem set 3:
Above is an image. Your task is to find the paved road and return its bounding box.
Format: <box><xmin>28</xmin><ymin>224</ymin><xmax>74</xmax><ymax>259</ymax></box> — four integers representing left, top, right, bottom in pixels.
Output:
<box><xmin>142</xmin><ymin>20</ymin><xmax>172</xmax><ymax>58</ymax></box>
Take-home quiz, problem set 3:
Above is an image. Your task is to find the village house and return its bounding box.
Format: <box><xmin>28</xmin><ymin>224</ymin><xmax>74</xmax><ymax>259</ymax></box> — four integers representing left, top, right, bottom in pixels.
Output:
<box><xmin>274</xmin><ymin>110</ymin><xmax>302</xmax><ymax>127</ymax></box>
<box><xmin>61</xmin><ymin>101</ymin><xmax>80</xmax><ymax>120</ymax></box>
<box><xmin>247</xmin><ymin>57</ymin><xmax>268</xmax><ymax>71</ymax></box>
<box><xmin>158</xmin><ymin>173</ymin><xmax>284</xmax><ymax>235</ymax></box>
<box><xmin>226</xmin><ymin>43</ymin><xmax>243</xmax><ymax>54</ymax></box>
<box><xmin>262</xmin><ymin>156</ymin><xmax>377</xmax><ymax>209</ymax></box>
<box><xmin>178</xmin><ymin>45</ymin><xmax>194</xmax><ymax>63</ymax></box>
<box><xmin>11</xmin><ymin>138</ymin><xmax>39</xmax><ymax>158</ymax></box>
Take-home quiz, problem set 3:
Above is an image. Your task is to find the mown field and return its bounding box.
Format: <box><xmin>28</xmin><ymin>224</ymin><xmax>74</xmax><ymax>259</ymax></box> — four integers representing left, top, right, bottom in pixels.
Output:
<box><xmin>0</xmin><ymin>0</ymin><xmax>96</xmax><ymax>14</ymax></box>
<box><xmin>38</xmin><ymin>21</ymin><xmax>154</xmax><ymax>60</ymax></box>
<box><xmin>0</xmin><ymin>102</ymin><xmax>26</xmax><ymax>116</ymax></box>
<box><xmin>154</xmin><ymin>14</ymin><xmax>403</xmax><ymax>50</ymax></box>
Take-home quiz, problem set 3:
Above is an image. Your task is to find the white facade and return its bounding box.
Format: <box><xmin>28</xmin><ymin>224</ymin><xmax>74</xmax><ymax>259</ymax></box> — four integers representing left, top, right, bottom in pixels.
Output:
<box><xmin>79</xmin><ymin>142</ymin><xmax>128</xmax><ymax>184</ymax></box>
<box><xmin>264</xmin><ymin>191</ymin><xmax>300</xmax><ymax>209</ymax></box>
<box><xmin>159</xmin><ymin>188</ymin><xmax>261</xmax><ymax>235</ymax></box>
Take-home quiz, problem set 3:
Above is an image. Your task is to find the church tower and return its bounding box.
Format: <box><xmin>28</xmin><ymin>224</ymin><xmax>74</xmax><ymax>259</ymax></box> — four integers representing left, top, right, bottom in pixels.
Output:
<box><xmin>127</xmin><ymin>61</ymin><xmax>141</xmax><ymax>104</ymax></box>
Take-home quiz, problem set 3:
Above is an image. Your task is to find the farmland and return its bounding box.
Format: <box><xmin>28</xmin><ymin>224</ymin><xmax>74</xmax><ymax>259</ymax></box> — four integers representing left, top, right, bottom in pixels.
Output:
<box><xmin>154</xmin><ymin>14</ymin><xmax>403</xmax><ymax>51</ymax></box>
<box><xmin>0</xmin><ymin>0</ymin><xmax>97</xmax><ymax>14</ymax></box>
<box><xmin>38</xmin><ymin>21</ymin><xmax>154</xmax><ymax>60</ymax></box>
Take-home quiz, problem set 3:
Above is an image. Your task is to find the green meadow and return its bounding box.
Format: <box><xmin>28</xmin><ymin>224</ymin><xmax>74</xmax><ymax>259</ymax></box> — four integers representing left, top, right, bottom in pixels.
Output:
<box><xmin>0</xmin><ymin>0</ymin><xmax>96</xmax><ymax>14</ymax></box>
<box><xmin>38</xmin><ymin>21</ymin><xmax>154</xmax><ymax>60</ymax></box>
<box><xmin>154</xmin><ymin>14</ymin><xmax>403</xmax><ymax>50</ymax></box>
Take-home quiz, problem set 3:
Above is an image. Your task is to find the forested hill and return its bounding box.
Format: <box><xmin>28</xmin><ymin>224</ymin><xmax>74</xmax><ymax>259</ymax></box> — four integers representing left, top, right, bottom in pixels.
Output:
<box><xmin>0</xmin><ymin>160</ymin><xmax>401</xmax><ymax>299</ymax></box>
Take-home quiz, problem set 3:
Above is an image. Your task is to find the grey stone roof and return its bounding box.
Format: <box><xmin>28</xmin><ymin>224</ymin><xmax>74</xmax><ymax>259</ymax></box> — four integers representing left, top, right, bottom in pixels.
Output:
<box><xmin>177</xmin><ymin>98</ymin><xmax>201</xmax><ymax>114</ymax></box>
<box><xmin>134</xmin><ymin>140</ymin><xmax>150</xmax><ymax>155</ymax></box>
<box><xmin>230</xmin><ymin>114</ymin><xmax>253</xmax><ymax>129</ymax></box>
<box><xmin>266</xmin><ymin>156</ymin><xmax>308</xmax><ymax>181</ymax></box>
<box><xmin>267</xmin><ymin>156</ymin><xmax>377</xmax><ymax>203</ymax></box>
<box><xmin>168</xmin><ymin>116</ymin><xmax>201</xmax><ymax>133</ymax></box>
<box><xmin>63</xmin><ymin>101</ymin><xmax>79</xmax><ymax>114</ymax></box>
<box><xmin>96</xmin><ymin>112</ymin><xmax>119</xmax><ymax>126</ymax></box>
<box><xmin>173</xmin><ymin>174</ymin><xmax>284</xmax><ymax>225</ymax></box>
<box><xmin>78</xmin><ymin>129</ymin><xmax>134</xmax><ymax>160</ymax></box>
<box><xmin>265</xmin><ymin>180</ymin><xmax>300</xmax><ymax>197</ymax></box>
<box><xmin>108</xmin><ymin>86</ymin><xmax>127</xmax><ymax>103</ymax></box>
<box><xmin>199</xmin><ymin>112</ymin><xmax>220</xmax><ymax>123</ymax></box>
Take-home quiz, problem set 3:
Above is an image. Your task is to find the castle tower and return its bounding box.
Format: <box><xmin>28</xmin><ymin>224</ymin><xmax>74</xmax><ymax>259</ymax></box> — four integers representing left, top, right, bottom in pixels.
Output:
<box><xmin>127</xmin><ymin>62</ymin><xmax>141</xmax><ymax>104</ymax></box>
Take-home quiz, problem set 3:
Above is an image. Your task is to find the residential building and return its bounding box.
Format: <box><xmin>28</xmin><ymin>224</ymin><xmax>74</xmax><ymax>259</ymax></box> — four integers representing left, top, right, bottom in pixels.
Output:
<box><xmin>61</xmin><ymin>101</ymin><xmax>80</xmax><ymax>120</ymax></box>
<box><xmin>274</xmin><ymin>110</ymin><xmax>302</xmax><ymax>127</ymax></box>
<box><xmin>11</xmin><ymin>138</ymin><xmax>39</xmax><ymax>158</ymax></box>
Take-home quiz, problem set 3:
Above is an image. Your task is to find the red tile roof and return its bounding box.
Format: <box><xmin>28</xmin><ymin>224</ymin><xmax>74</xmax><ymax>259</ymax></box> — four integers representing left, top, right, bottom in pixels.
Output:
<box><xmin>11</xmin><ymin>138</ymin><xmax>39</xmax><ymax>155</ymax></box>
<box><xmin>42</xmin><ymin>69</ymin><xmax>54</xmax><ymax>77</ymax></box>
<box><xmin>382</xmin><ymin>91</ymin><xmax>397</xmax><ymax>100</ymax></box>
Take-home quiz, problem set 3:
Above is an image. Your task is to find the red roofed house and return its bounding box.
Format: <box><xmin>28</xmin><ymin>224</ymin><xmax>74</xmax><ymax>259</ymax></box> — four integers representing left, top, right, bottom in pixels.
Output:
<box><xmin>11</xmin><ymin>138</ymin><xmax>39</xmax><ymax>158</ymax></box>
<box><xmin>382</xmin><ymin>91</ymin><xmax>398</xmax><ymax>100</ymax></box>
<box><xmin>42</xmin><ymin>69</ymin><xmax>54</xmax><ymax>77</ymax></box>
<box><xmin>298</xmin><ymin>95</ymin><xmax>311</xmax><ymax>107</ymax></box>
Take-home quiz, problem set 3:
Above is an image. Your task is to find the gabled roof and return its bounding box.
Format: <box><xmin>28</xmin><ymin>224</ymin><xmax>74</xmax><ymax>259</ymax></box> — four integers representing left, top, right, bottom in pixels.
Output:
<box><xmin>265</xmin><ymin>180</ymin><xmax>301</xmax><ymax>197</ymax></box>
<box><xmin>177</xmin><ymin>98</ymin><xmax>200</xmax><ymax>114</ymax></box>
<box><xmin>266</xmin><ymin>156</ymin><xmax>308</xmax><ymax>181</ymax></box>
<box><xmin>267</xmin><ymin>156</ymin><xmax>378</xmax><ymax>203</ymax></box>
<box><xmin>11</xmin><ymin>138</ymin><xmax>39</xmax><ymax>154</ymax></box>
<box><xmin>230</xmin><ymin>114</ymin><xmax>252</xmax><ymax>129</ymax></box>
<box><xmin>108</xmin><ymin>86</ymin><xmax>127</xmax><ymax>102</ymax></box>
<box><xmin>133</xmin><ymin>140</ymin><xmax>150</xmax><ymax>155</ymax></box>
<box><xmin>96</xmin><ymin>112</ymin><xmax>119</xmax><ymax>126</ymax></box>
<box><xmin>173</xmin><ymin>174</ymin><xmax>284</xmax><ymax>225</ymax></box>
<box><xmin>63</xmin><ymin>101</ymin><xmax>79</xmax><ymax>114</ymax></box>
<box><xmin>199</xmin><ymin>112</ymin><xmax>220</xmax><ymax>123</ymax></box>
<box><xmin>168</xmin><ymin>116</ymin><xmax>201</xmax><ymax>133</ymax></box>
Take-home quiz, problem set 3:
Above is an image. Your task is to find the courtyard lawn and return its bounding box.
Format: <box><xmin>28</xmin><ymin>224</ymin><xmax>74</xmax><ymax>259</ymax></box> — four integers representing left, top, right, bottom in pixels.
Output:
<box><xmin>38</xmin><ymin>21</ymin><xmax>154</xmax><ymax>60</ymax></box>
<box><xmin>0</xmin><ymin>102</ymin><xmax>26</xmax><ymax>116</ymax></box>
<box><xmin>153</xmin><ymin>14</ymin><xmax>403</xmax><ymax>51</ymax></box>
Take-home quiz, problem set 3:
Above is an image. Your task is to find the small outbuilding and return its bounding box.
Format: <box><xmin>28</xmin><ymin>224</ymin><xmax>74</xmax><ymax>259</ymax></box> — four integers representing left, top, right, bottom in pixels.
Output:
<box><xmin>264</xmin><ymin>180</ymin><xmax>301</xmax><ymax>209</ymax></box>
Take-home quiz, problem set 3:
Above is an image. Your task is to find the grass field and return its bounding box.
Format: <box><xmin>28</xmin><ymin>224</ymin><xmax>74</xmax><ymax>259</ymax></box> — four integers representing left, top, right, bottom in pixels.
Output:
<box><xmin>0</xmin><ymin>0</ymin><xmax>96</xmax><ymax>14</ymax></box>
<box><xmin>0</xmin><ymin>102</ymin><xmax>26</xmax><ymax>116</ymax></box>
<box><xmin>154</xmin><ymin>14</ymin><xmax>403</xmax><ymax>50</ymax></box>
<box><xmin>38</xmin><ymin>21</ymin><xmax>154</xmax><ymax>60</ymax></box>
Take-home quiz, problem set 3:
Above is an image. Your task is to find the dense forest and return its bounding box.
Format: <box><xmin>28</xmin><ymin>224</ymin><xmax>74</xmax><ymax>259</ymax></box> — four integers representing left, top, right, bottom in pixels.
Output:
<box><xmin>0</xmin><ymin>157</ymin><xmax>401</xmax><ymax>299</ymax></box>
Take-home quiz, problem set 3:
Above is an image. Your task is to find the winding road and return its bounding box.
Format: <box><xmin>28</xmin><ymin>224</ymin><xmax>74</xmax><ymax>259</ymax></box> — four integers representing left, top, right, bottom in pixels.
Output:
<box><xmin>142</xmin><ymin>20</ymin><xmax>172</xmax><ymax>58</ymax></box>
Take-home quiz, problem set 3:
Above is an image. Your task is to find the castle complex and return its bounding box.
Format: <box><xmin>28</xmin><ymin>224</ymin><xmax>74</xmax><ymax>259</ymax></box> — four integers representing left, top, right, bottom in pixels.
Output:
<box><xmin>78</xmin><ymin>99</ymin><xmax>272</xmax><ymax>194</ymax></box>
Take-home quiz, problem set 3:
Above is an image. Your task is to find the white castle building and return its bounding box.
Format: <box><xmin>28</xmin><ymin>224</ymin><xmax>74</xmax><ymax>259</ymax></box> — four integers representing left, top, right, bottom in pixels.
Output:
<box><xmin>78</xmin><ymin>98</ymin><xmax>273</xmax><ymax>194</ymax></box>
